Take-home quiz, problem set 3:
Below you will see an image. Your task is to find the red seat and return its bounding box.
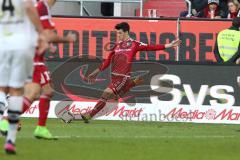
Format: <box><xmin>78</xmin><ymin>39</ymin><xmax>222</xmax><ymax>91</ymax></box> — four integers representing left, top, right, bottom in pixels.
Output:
<box><xmin>136</xmin><ymin>0</ymin><xmax>187</xmax><ymax>17</ymax></box>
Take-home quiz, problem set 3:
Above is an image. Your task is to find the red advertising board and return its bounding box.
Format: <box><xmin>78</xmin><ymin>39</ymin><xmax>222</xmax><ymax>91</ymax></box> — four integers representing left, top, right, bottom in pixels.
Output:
<box><xmin>180</xmin><ymin>20</ymin><xmax>231</xmax><ymax>62</ymax></box>
<box><xmin>50</xmin><ymin>17</ymin><xmax>231</xmax><ymax>62</ymax></box>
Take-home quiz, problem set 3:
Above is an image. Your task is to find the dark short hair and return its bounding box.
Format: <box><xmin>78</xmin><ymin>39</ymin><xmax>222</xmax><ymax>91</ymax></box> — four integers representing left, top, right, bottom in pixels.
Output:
<box><xmin>232</xmin><ymin>17</ymin><xmax>240</xmax><ymax>28</ymax></box>
<box><xmin>115</xmin><ymin>22</ymin><xmax>130</xmax><ymax>32</ymax></box>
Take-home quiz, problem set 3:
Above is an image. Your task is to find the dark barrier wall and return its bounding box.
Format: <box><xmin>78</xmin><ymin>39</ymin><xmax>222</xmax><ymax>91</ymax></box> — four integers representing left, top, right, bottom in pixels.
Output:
<box><xmin>48</xmin><ymin>17</ymin><xmax>232</xmax><ymax>63</ymax></box>
<box><xmin>47</xmin><ymin>59</ymin><xmax>240</xmax><ymax>106</ymax></box>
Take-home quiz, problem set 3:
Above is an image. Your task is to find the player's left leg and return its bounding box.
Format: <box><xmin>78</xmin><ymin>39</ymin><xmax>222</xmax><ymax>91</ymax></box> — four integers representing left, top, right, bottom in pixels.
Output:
<box><xmin>5</xmin><ymin>88</ymin><xmax>24</xmax><ymax>154</ymax></box>
<box><xmin>38</xmin><ymin>83</ymin><xmax>53</xmax><ymax>127</ymax></box>
<box><xmin>81</xmin><ymin>87</ymin><xmax>115</xmax><ymax>123</ymax></box>
<box><xmin>4</xmin><ymin>47</ymin><xmax>34</xmax><ymax>154</ymax></box>
<box><xmin>118</xmin><ymin>76</ymin><xmax>144</xmax><ymax>97</ymax></box>
<box><xmin>34</xmin><ymin>83</ymin><xmax>55</xmax><ymax>139</ymax></box>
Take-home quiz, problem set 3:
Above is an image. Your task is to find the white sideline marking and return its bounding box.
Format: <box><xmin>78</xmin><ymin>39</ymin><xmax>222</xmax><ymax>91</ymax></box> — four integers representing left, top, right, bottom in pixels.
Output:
<box><xmin>15</xmin><ymin>135</ymin><xmax>237</xmax><ymax>139</ymax></box>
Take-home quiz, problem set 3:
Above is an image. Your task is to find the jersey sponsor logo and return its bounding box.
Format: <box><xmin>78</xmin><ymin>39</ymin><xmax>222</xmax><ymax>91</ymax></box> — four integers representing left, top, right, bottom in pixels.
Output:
<box><xmin>115</xmin><ymin>48</ymin><xmax>132</xmax><ymax>52</ymax></box>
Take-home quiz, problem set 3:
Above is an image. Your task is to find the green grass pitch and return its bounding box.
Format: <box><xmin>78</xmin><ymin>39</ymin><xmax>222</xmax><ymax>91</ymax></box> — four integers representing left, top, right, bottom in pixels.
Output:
<box><xmin>0</xmin><ymin>118</ymin><xmax>240</xmax><ymax>160</ymax></box>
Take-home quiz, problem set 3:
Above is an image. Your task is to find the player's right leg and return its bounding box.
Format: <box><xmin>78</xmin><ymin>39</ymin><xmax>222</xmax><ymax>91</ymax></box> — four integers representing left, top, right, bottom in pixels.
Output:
<box><xmin>21</xmin><ymin>65</ymin><xmax>42</xmax><ymax>114</ymax></box>
<box><xmin>34</xmin><ymin>83</ymin><xmax>55</xmax><ymax>140</ymax></box>
<box><xmin>81</xmin><ymin>87</ymin><xmax>115</xmax><ymax>123</ymax></box>
<box><xmin>22</xmin><ymin>82</ymin><xmax>41</xmax><ymax>113</ymax></box>
<box><xmin>118</xmin><ymin>76</ymin><xmax>144</xmax><ymax>97</ymax></box>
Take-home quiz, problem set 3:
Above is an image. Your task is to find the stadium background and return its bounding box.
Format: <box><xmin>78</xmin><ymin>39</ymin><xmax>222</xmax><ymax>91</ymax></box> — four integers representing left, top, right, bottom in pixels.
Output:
<box><xmin>23</xmin><ymin>16</ymin><xmax>239</xmax><ymax>125</ymax></box>
<box><xmin>35</xmin><ymin>1</ymin><xmax>240</xmax><ymax>124</ymax></box>
<box><xmin>2</xmin><ymin>1</ymin><xmax>240</xmax><ymax>160</ymax></box>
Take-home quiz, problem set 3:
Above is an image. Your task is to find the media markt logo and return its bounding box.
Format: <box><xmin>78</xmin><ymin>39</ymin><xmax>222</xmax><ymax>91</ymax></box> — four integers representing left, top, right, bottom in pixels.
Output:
<box><xmin>166</xmin><ymin>108</ymin><xmax>218</xmax><ymax>121</ymax></box>
<box><xmin>204</xmin><ymin>108</ymin><xmax>240</xmax><ymax>121</ymax></box>
<box><xmin>205</xmin><ymin>109</ymin><xmax>217</xmax><ymax>120</ymax></box>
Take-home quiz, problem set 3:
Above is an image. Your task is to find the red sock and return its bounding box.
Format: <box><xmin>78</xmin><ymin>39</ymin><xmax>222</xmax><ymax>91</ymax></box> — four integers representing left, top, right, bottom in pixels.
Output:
<box><xmin>89</xmin><ymin>98</ymin><xmax>107</xmax><ymax>117</ymax></box>
<box><xmin>21</xmin><ymin>97</ymin><xmax>32</xmax><ymax>114</ymax></box>
<box><xmin>38</xmin><ymin>94</ymin><xmax>51</xmax><ymax>126</ymax></box>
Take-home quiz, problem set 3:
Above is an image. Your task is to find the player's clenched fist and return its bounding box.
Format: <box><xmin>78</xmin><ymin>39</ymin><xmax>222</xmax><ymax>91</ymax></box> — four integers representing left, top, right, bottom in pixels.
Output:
<box><xmin>66</xmin><ymin>31</ymin><xmax>77</xmax><ymax>42</ymax></box>
<box><xmin>37</xmin><ymin>33</ymin><xmax>49</xmax><ymax>55</ymax></box>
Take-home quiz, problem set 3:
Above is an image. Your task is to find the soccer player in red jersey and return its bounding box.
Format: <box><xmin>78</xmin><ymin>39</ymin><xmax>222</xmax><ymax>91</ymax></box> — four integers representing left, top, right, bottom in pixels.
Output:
<box><xmin>81</xmin><ymin>22</ymin><xmax>181</xmax><ymax>123</ymax></box>
<box><xmin>22</xmin><ymin>0</ymin><xmax>75</xmax><ymax>139</ymax></box>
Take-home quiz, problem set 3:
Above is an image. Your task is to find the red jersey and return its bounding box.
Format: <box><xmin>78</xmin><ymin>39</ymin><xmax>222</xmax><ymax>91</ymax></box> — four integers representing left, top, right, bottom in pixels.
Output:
<box><xmin>34</xmin><ymin>0</ymin><xmax>55</xmax><ymax>63</ymax></box>
<box><xmin>36</xmin><ymin>0</ymin><xmax>55</xmax><ymax>30</ymax></box>
<box><xmin>99</xmin><ymin>38</ymin><xmax>165</xmax><ymax>76</ymax></box>
<box><xmin>227</xmin><ymin>10</ymin><xmax>240</xmax><ymax>19</ymax></box>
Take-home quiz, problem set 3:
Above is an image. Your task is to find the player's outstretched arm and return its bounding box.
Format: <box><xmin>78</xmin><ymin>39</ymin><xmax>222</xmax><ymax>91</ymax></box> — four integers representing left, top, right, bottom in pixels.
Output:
<box><xmin>137</xmin><ymin>39</ymin><xmax>181</xmax><ymax>51</ymax></box>
<box><xmin>37</xmin><ymin>34</ymin><xmax>49</xmax><ymax>54</ymax></box>
<box><xmin>164</xmin><ymin>39</ymin><xmax>181</xmax><ymax>48</ymax></box>
<box><xmin>87</xmin><ymin>50</ymin><xmax>115</xmax><ymax>84</ymax></box>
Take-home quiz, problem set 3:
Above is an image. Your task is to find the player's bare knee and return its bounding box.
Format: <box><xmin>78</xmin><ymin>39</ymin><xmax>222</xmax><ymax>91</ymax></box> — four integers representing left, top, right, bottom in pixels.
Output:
<box><xmin>9</xmin><ymin>88</ymin><xmax>24</xmax><ymax>96</ymax></box>
<box><xmin>24</xmin><ymin>83</ymin><xmax>41</xmax><ymax>101</ymax></box>
<box><xmin>0</xmin><ymin>87</ymin><xmax>9</xmax><ymax>94</ymax></box>
<box><xmin>102</xmin><ymin>88</ymin><xmax>114</xmax><ymax>100</ymax></box>
<box><xmin>42</xmin><ymin>84</ymin><xmax>54</xmax><ymax>98</ymax></box>
<box><xmin>25</xmin><ymin>93</ymin><xmax>38</xmax><ymax>102</ymax></box>
<box><xmin>101</xmin><ymin>93</ymin><xmax>109</xmax><ymax>100</ymax></box>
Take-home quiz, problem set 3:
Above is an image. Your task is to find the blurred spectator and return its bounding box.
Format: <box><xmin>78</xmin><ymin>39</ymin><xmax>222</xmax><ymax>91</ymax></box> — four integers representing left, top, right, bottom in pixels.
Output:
<box><xmin>101</xmin><ymin>2</ymin><xmax>114</xmax><ymax>16</ymax></box>
<box><xmin>219</xmin><ymin>0</ymin><xmax>229</xmax><ymax>17</ymax></box>
<box><xmin>227</xmin><ymin>0</ymin><xmax>240</xmax><ymax>18</ymax></box>
<box><xmin>180</xmin><ymin>0</ymin><xmax>208</xmax><ymax>17</ymax></box>
<box><xmin>198</xmin><ymin>0</ymin><xmax>225</xmax><ymax>18</ymax></box>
